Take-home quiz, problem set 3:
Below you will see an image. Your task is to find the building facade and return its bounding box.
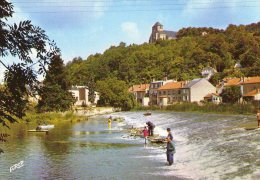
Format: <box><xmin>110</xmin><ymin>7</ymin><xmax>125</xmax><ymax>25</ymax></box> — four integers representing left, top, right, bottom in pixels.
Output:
<box><xmin>180</xmin><ymin>78</ymin><xmax>216</xmax><ymax>103</ymax></box>
<box><xmin>69</xmin><ymin>86</ymin><xmax>99</xmax><ymax>106</ymax></box>
<box><xmin>149</xmin><ymin>22</ymin><xmax>177</xmax><ymax>43</ymax></box>
<box><xmin>128</xmin><ymin>84</ymin><xmax>150</xmax><ymax>105</ymax></box>
<box><xmin>149</xmin><ymin>78</ymin><xmax>175</xmax><ymax>105</ymax></box>
<box><xmin>157</xmin><ymin>81</ymin><xmax>188</xmax><ymax>106</ymax></box>
<box><xmin>240</xmin><ymin>77</ymin><xmax>260</xmax><ymax>102</ymax></box>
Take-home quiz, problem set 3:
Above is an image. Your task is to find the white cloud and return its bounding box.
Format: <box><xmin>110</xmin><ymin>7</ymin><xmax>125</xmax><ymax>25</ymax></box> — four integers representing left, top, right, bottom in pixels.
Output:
<box><xmin>121</xmin><ymin>22</ymin><xmax>142</xmax><ymax>43</ymax></box>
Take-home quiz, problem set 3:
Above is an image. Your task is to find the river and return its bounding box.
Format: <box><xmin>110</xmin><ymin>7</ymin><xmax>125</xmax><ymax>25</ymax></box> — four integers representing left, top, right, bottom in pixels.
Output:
<box><xmin>0</xmin><ymin>111</ymin><xmax>260</xmax><ymax>179</ymax></box>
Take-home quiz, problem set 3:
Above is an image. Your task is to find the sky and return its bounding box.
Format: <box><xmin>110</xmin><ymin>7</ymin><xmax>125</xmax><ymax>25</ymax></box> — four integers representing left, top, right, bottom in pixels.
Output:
<box><xmin>1</xmin><ymin>0</ymin><xmax>260</xmax><ymax>82</ymax></box>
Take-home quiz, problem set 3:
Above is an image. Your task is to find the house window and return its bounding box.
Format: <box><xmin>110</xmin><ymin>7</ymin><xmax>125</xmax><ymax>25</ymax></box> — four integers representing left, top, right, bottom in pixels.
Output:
<box><xmin>164</xmin><ymin>91</ymin><xmax>166</xmax><ymax>95</ymax></box>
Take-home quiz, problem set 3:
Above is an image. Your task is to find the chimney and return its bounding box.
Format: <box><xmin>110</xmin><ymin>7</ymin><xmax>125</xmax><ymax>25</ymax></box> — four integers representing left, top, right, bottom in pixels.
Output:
<box><xmin>163</xmin><ymin>77</ymin><xmax>168</xmax><ymax>81</ymax></box>
<box><xmin>132</xmin><ymin>85</ymin><xmax>134</xmax><ymax>91</ymax></box>
<box><xmin>152</xmin><ymin>78</ymin><xmax>155</xmax><ymax>82</ymax></box>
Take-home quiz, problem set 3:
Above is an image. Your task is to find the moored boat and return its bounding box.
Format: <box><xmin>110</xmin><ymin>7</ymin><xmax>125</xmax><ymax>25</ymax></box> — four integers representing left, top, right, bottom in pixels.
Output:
<box><xmin>143</xmin><ymin>112</ymin><xmax>151</xmax><ymax>116</ymax></box>
<box><xmin>38</xmin><ymin>125</ymin><xmax>54</xmax><ymax>130</ymax></box>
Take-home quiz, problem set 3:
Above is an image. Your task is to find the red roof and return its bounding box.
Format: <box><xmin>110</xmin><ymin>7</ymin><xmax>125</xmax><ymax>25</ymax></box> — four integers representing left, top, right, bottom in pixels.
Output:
<box><xmin>240</xmin><ymin>77</ymin><xmax>260</xmax><ymax>85</ymax></box>
<box><xmin>129</xmin><ymin>84</ymin><xmax>150</xmax><ymax>92</ymax></box>
<box><xmin>223</xmin><ymin>78</ymin><xmax>241</xmax><ymax>86</ymax></box>
<box><xmin>158</xmin><ymin>81</ymin><xmax>186</xmax><ymax>90</ymax></box>
<box><xmin>243</xmin><ymin>89</ymin><xmax>260</xmax><ymax>97</ymax></box>
<box><xmin>204</xmin><ymin>93</ymin><xmax>220</xmax><ymax>98</ymax></box>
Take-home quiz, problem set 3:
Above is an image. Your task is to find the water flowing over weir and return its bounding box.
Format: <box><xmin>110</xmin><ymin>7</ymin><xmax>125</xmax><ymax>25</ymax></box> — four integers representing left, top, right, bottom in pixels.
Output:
<box><xmin>1</xmin><ymin>111</ymin><xmax>260</xmax><ymax>179</ymax></box>
<box><xmin>112</xmin><ymin>111</ymin><xmax>260</xmax><ymax>179</ymax></box>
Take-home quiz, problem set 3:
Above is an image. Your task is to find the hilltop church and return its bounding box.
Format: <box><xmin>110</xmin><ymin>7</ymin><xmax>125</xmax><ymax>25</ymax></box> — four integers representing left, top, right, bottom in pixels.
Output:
<box><xmin>149</xmin><ymin>22</ymin><xmax>177</xmax><ymax>43</ymax></box>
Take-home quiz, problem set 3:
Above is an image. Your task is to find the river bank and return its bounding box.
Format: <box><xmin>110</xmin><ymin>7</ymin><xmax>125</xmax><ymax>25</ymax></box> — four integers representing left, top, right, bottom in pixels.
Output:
<box><xmin>132</xmin><ymin>102</ymin><xmax>259</xmax><ymax>115</ymax></box>
<box><xmin>0</xmin><ymin>107</ymin><xmax>116</xmax><ymax>132</ymax></box>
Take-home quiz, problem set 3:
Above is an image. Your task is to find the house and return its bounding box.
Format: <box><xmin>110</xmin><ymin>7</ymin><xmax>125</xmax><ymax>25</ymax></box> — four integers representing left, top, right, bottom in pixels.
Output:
<box><xmin>149</xmin><ymin>22</ymin><xmax>177</xmax><ymax>43</ymax></box>
<box><xmin>180</xmin><ymin>78</ymin><xmax>216</xmax><ymax>103</ymax></box>
<box><xmin>157</xmin><ymin>81</ymin><xmax>188</xmax><ymax>106</ymax></box>
<box><xmin>128</xmin><ymin>84</ymin><xmax>150</xmax><ymax>106</ymax></box>
<box><xmin>217</xmin><ymin>77</ymin><xmax>241</xmax><ymax>94</ymax></box>
<box><xmin>201</xmin><ymin>67</ymin><xmax>217</xmax><ymax>80</ymax></box>
<box><xmin>234</xmin><ymin>62</ymin><xmax>242</xmax><ymax>69</ymax></box>
<box><xmin>204</xmin><ymin>93</ymin><xmax>222</xmax><ymax>104</ymax></box>
<box><xmin>69</xmin><ymin>86</ymin><xmax>99</xmax><ymax>106</ymax></box>
<box><xmin>149</xmin><ymin>78</ymin><xmax>175</xmax><ymax>105</ymax></box>
<box><xmin>243</xmin><ymin>89</ymin><xmax>260</xmax><ymax>101</ymax></box>
<box><xmin>240</xmin><ymin>77</ymin><xmax>260</xmax><ymax>102</ymax></box>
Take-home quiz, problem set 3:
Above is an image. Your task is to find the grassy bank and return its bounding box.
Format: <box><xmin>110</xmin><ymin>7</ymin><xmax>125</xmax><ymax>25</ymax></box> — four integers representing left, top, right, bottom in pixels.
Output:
<box><xmin>0</xmin><ymin>111</ymin><xmax>86</xmax><ymax>132</ymax></box>
<box><xmin>132</xmin><ymin>103</ymin><xmax>259</xmax><ymax>115</ymax></box>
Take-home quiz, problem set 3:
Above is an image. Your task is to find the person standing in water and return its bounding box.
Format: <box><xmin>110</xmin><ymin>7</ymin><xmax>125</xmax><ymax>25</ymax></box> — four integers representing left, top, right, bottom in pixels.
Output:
<box><xmin>108</xmin><ymin>116</ymin><xmax>112</xmax><ymax>129</ymax></box>
<box><xmin>257</xmin><ymin>110</ymin><xmax>260</xmax><ymax>128</ymax></box>
<box><xmin>142</xmin><ymin>126</ymin><xmax>149</xmax><ymax>144</ymax></box>
<box><xmin>166</xmin><ymin>128</ymin><xmax>173</xmax><ymax>140</ymax></box>
<box><xmin>166</xmin><ymin>137</ymin><xmax>175</xmax><ymax>166</ymax></box>
<box><xmin>146</xmin><ymin>121</ymin><xmax>155</xmax><ymax>136</ymax></box>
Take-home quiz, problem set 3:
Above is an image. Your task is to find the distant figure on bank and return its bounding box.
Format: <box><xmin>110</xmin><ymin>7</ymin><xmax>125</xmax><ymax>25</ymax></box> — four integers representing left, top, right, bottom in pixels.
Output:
<box><xmin>108</xmin><ymin>116</ymin><xmax>112</xmax><ymax>129</ymax></box>
<box><xmin>257</xmin><ymin>110</ymin><xmax>260</xmax><ymax>128</ymax></box>
<box><xmin>142</xmin><ymin>126</ymin><xmax>149</xmax><ymax>144</ymax></box>
<box><xmin>166</xmin><ymin>137</ymin><xmax>175</xmax><ymax>166</ymax></box>
<box><xmin>146</xmin><ymin>121</ymin><xmax>155</xmax><ymax>136</ymax></box>
<box><xmin>166</xmin><ymin>128</ymin><xmax>173</xmax><ymax>140</ymax></box>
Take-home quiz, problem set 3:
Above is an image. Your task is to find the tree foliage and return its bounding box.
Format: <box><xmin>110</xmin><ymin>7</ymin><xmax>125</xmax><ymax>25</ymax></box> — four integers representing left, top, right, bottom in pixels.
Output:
<box><xmin>221</xmin><ymin>86</ymin><xmax>242</xmax><ymax>103</ymax></box>
<box><xmin>65</xmin><ymin>22</ymin><xmax>260</xmax><ymax>106</ymax></box>
<box><xmin>37</xmin><ymin>56</ymin><xmax>75</xmax><ymax>112</ymax></box>
<box><xmin>0</xmin><ymin>0</ymin><xmax>59</xmax><ymax>127</ymax></box>
<box><xmin>96</xmin><ymin>77</ymin><xmax>135</xmax><ymax>110</ymax></box>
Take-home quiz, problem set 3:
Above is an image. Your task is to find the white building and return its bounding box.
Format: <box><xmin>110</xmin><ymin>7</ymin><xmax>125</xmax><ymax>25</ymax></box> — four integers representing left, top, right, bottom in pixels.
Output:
<box><xmin>69</xmin><ymin>86</ymin><xmax>99</xmax><ymax>106</ymax></box>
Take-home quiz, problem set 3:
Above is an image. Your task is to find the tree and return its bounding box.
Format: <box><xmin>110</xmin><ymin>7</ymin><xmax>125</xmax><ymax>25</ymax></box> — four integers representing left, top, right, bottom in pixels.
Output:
<box><xmin>221</xmin><ymin>86</ymin><xmax>242</xmax><ymax>103</ymax></box>
<box><xmin>0</xmin><ymin>1</ymin><xmax>59</xmax><ymax>128</ymax></box>
<box><xmin>96</xmin><ymin>77</ymin><xmax>135</xmax><ymax>110</ymax></box>
<box><xmin>37</xmin><ymin>55</ymin><xmax>75</xmax><ymax>112</ymax></box>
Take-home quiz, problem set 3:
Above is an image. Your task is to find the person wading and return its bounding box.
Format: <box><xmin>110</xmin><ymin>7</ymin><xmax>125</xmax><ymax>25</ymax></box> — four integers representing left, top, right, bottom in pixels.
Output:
<box><xmin>108</xmin><ymin>116</ymin><xmax>112</xmax><ymax>129</ymax></box>
<box><xmin>146</xmin><ymin>121</ymin><xmax>155</xmax><ymax>136</ymax></box>
<box><xmin>142</xmin><ymin>126</ymin><xmax>149</xmax><ymax>144</ymax></box>
<box><xmin>166</xmin><ymin>128</ymin><xmax>173</xmax><ymax>140</ymax></box>
<box><xmin>257</xmin><ymin>110</ymin><xmax>260</xmax><ymax>128</ymax></box>
<box><xmin>166</xmin><ymin>137</ymin><xmax>175</xmax><ymax>166</ymax></box>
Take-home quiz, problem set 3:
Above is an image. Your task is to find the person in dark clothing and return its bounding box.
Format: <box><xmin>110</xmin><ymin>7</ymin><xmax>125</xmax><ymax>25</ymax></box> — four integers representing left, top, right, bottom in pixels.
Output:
<box><xmin>146</xmin><ymin>121</ymin><xmax>155</xmax><ymax>136</ymax></box>
<box><xmin>166</xmin><ymin>128</ymin><xmax>173</xmax><ymax>140</ymax></box>
<box><xmin>166</xmin><ymin>137</ymin><xmax>175</xmax><ymax>166</ymax></box>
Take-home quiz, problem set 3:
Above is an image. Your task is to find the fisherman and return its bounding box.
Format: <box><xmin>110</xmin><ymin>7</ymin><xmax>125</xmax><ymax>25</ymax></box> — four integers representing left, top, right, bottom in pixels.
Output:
<box><xmin>257</xmin><ymin>110</ymin><xmax>260</xmax><ymax>128</ymax></box>
<box><xmin>146</xmin><ymin>121</ymin><xmax>155</xmax><ymax>136</ymax></box>
<box><xmin>166</xmin><ymin>137</ymin><xmax>175</xmax><ymax>166</ymax></box>
<box><xmin>166</xmin><ymin>128</ymin><xmax>173</xmax><ymax>140</ymax></box>
<box><xmin>142</xmin><ymin>126</ymin><xmax>149</xmax><ymax>144</ymax></box>
<box><xmin>108</xmin><ymin>116</ymin><xmax>112</xmax><ymax>129</ymax></box>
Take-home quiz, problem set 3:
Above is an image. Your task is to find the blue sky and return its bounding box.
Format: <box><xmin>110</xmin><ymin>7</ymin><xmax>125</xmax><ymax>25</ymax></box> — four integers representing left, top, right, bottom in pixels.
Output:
<box><xmin>1</xmin><ymin>0</ymin><xmax>260</xmax><ymax>81</ymax></box>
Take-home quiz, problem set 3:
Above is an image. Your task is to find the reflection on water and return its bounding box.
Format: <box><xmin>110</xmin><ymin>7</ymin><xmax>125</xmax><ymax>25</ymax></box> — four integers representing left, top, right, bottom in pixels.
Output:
<box><xmin>1</xmin><ymin>112</ymin><xmax>260</xmax><ymax>179</ymax></box>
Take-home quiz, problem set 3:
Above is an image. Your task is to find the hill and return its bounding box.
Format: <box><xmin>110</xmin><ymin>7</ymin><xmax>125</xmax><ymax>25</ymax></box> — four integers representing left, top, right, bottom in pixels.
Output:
<box><xmin>65</xmin><ymin>22</ymin><xmax>260</xmax><ymax>89</ymax></box>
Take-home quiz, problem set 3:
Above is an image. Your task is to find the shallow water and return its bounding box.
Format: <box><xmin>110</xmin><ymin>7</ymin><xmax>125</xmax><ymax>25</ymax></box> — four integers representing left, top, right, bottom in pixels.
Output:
<box><xmin>1</xmin><ymin>111</ymin><xmax>260</xmax><ymax>179</ymax></box>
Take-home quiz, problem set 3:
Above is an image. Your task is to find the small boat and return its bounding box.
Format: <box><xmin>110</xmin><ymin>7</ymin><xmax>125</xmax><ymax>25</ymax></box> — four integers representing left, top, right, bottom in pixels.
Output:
<box><xmin>113</xmin><ymin>117</ymin><xmax>125</xmax><ymax>122</ymax></box>
<box><xmin>244</xmin><ymin>127</ymin><xmax>260</xmax><ymax>131</ymax></box>
<box><xmin>28</xmin><ymin>129</ymin><xmax>49</xmax><ymax>132</ymax></box>
<box><xmin>149</xmin><ymin>137</ymin><xmax>167</xmax><ymax>143</ymax></box>
<box><xmin>143</xmin><ymin>112</ymin><xmax>152</xmax><ymax>116</ymax></box>
<box><xmin>38</xmin><ymin>125</ymin><xmax>54</xmax><ymax>130</ymax></box>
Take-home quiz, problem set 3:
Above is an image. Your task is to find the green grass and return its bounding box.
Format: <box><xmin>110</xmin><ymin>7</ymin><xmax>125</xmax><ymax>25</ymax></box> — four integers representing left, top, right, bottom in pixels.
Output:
<box><xmin>132</xmin><ymin>102</ymin><xmax>258</xmax><ymax>115</ymax></box>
